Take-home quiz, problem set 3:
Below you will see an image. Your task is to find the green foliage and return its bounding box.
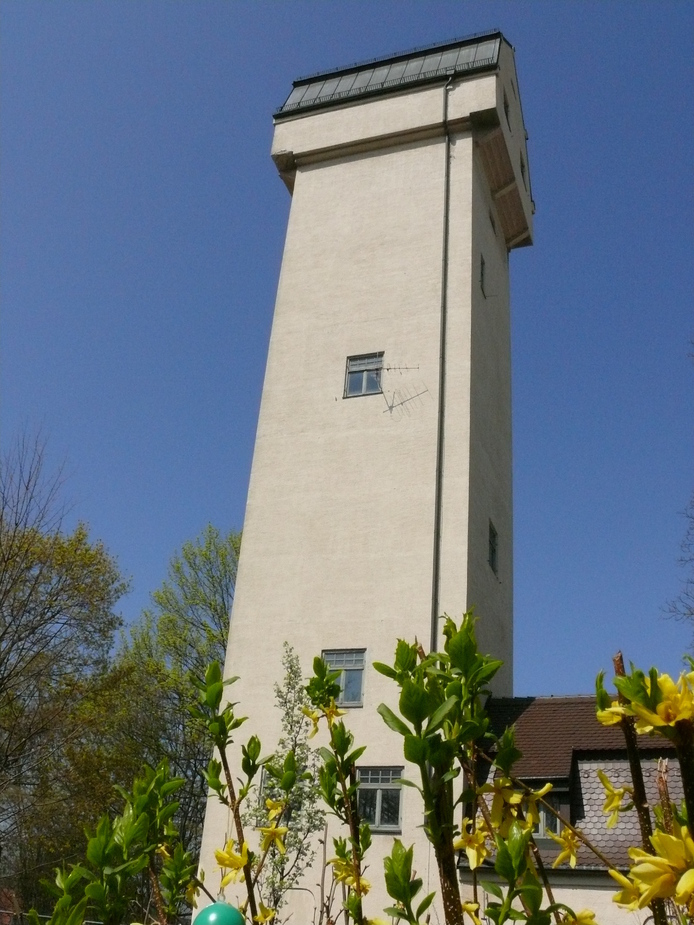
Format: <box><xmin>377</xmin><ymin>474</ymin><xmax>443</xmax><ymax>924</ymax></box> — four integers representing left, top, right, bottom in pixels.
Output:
<box><xmin>0</xmin><ymin>436</ymin><xmax>129</xmax><ymax>911</ymax></box>
<box><xmin>113</xmin><ymin>525</ymin><xmax>241</xmax><ymax>860</ymax></box>
<box><xmin>28</xmin><ymin>761</ymin><xmax>196</xmax><ymax>925</ymax></box>
<box><xmin>383</xmin><ymin>839</ymin><xmax>435</xmax><ymax>924</ymax></box>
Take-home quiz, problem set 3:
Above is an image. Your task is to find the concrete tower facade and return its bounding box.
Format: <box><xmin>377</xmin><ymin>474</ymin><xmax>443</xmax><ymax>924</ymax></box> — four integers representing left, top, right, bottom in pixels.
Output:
<box><xmin>201</xmin><ymin>31</ymin><xmax>533</xmax><ymax>918</ymax></box>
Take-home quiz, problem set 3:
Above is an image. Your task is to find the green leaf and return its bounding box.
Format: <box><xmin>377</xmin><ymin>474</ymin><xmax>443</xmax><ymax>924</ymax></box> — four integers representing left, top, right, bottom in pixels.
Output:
<box><xmin>424</xmin><ymin>695</ymin><xmax>458</xmax><ymax>735</ymax></box>
<box><xmin>481</xmin><ymin>880</ymin><xmax>504</xmax><ymax>899</ymax></box>
<box><xmin>377</xmin><ymin>702</ymin><xmax>412</xmax><ymax>737</ymax></box>
<box><xmin>394</xmin><ymin>639</ymin><xmax>417</xmax><ymax>673</ymax></box>
<box><xmin>403</xmin><ymin>734</ymin><xmax>428</xmax><ymax>766</ymax></box>
<box><xmin>399</xmin><ymin>679</ymin><xmax>432</xmax><ymax>728</ymax></box>
<box><xmin>416</xmin><ymin>893</ymin><xmax>436</xmax><ymax>918</ymax></box>
<box><xmin>373</xmin><ymin>661</ymin><xmax>398</xmax><ymax>679</ymax></box>
<box><xmin>494</xmin><ymin>837</ymin><xmax>515</xmax><ymax>884</ymax></box>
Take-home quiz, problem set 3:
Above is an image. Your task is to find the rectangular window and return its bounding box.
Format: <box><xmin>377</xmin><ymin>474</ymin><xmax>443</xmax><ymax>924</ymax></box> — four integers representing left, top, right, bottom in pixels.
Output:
<box><xmin>322</xmin><ymin>649</ymin><xmax>365</xmax><ymax>706</ymax></box>
<box><xmin>488</xmin><ymin>521</ymin><xmax>498</xmax><ymax>575</ymax></box>
<box><xmin>357</xmin><ymin>767</ymin><xmax>402</xmax><ymax>831</ymax></box>
<box><xmin>533</xmin><ymin>792</ymin><xmax>567</xmax><ymax>839</ymax></box>
<box><xmin>344</xmin><ymin>353</ymin><xmax>384</xmax><ymax>397</ymax></box>
<box><xmin>480</xmin><ymin>255</ymin><xmax>486</xmax><ymax>297</ymax></box>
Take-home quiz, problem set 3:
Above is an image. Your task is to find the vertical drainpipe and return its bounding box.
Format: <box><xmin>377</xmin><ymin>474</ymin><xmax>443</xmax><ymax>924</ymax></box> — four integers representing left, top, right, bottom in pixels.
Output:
<box><xmin>430</xmin><ymin>77</ymin><xmax>454</xmax><ymax>655</ymax></box>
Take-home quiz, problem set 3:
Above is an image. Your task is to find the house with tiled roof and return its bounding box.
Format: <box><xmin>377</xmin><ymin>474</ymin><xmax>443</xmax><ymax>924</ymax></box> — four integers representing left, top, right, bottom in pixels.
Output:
<box><xmin>458</xmin><ymin>696</ymin><xmax>682</xmax><ymax>923</ymax></box>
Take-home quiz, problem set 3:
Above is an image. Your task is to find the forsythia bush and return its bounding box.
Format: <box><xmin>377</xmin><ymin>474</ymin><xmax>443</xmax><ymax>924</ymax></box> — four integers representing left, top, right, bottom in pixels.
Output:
<box><xmin>32</xmin><ymin>615</ymin><xmax>694</xmax><ymax>925</ymax></box>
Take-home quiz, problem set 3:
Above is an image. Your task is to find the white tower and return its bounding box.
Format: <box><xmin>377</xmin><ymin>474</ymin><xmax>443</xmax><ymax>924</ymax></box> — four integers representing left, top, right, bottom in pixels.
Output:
<box><xmin>201</xmin><ymin>31</ymin><xmax>533</xmax><ymax>918</ymax></box>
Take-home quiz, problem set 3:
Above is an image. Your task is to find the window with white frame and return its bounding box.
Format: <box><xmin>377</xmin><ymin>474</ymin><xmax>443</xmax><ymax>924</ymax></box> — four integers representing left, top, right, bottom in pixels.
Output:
<box><xmin>357</xmin><ymin>767</ymin><xmax>402</xmax><ymax>831</ymax></box>
<box><xmin>322</xmin><ymin>649</ymin><xmax>365</xmax><ymax>706</ymax></box>
<box><xmin>533</xmin><ymin>791</ymin><xmax>567</xmax><ymax>839</ymax></box>
<box><xmin>344</xmin><ymin>353</ymin><xmax>384</xmax><ymax>397</ymax></box>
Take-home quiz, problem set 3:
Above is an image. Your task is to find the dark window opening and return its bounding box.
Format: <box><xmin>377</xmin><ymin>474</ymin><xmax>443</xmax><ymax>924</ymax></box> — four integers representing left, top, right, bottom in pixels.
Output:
<box><xmin>488</xmin><ymin>521</ymin><xmax>498</xmax><ymax>574</ymax></box>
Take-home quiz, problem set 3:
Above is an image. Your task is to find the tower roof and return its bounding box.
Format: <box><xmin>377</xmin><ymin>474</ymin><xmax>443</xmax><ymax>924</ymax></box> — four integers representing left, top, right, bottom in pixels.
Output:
<box><xmin>275</xmin><ymin>30</ymin><xmax>505</xmax><ymax>118</ymax></box>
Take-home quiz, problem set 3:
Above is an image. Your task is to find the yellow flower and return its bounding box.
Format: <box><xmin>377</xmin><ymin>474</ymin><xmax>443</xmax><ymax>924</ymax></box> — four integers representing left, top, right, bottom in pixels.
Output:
<box><xmin>549</xmin><ymin>827</ymin><xmax>581</xmax><ymax>868</ymax></box>
<box><xmin>524</xmin><ymin>782</ymin><xmax>554</xmax><ymax>830</ymax></box>
<box><xmin>675</xmin><ymin>867</ymin><xmax>694</xmax><ymax>913</ymax></box>
<box><xmin>215</xmin><ymin>839</ymin><xmax>249</xmax><ymax>886</ymax></box>
<box><xmin>479</xmin><ymin>778</ymin><xmax>552</xmax><ymax>836</ymax></box>
<box><xmin>329</xmin><ymin>856</ymin><xmax>371</xmax><ymax>894</ymax></box>
<box><xmin>479</xmin><ymin>777</ymin><xmax>524</xmax><ymax>836</ymax></box>
<box><xmin>301</xmin><ymin>705</ymin><xmax>321</xmax><ymax>738</ymax></box>
<box><xmin>265</xmin><ymin>797</ymin><xmax>285</xmax><ymax>821</ymax></box>
<box><xmin>323</xmin><ymin>699</ymin><xmax>347</xmax><ymax>727</ymax></box>
<box><xmin>185</xmin><ymin>878</ymin><xmax>200</xmax><ymax>909</ymax></box>
<box><xmin>609</xmin><ymin>869</ymin><xmax>640</xmax><ymax>911</ymax></box>
<box><xmin>214</xmin><ymin>841</ymin><xmax>253</xmax><ymax>889</ymax></box>
<box><xmin>461</xmin><ymin>901</ymin><xmax>482</xmax><ymax>925</ymax></box>
<box><xmin>453</xmin><ymin>818</ymin><xmax>492</xmax><ymax>869</ymax></box>
<box><xmin>560</xmin><ymin>911</ymin><xmax>597</xmax><ymax>925</ymax></box>
<box><xmin>259</xmin><ymin>825</ymin><xmax>288</xmax><ymax>855</ymax></box>
<box><xmin>611</xmin><ymin>826</ymin><xmax>694</xmax><ymax>912</ymax></box>
<box><xmin>629</xmin><ymin>672</ymin><xmax>694</xmax><ymax>733</ymax></box>
<box><xmin>596</xmin><ymin>700</ymin><xmax>626</xmax><ymax>726</ymax></box>
<box><xmin>254</xmin><ymin>902</ymin><xmax>276</xmax><ymax>923</ymax></box>
<box><xmin>596</xmin><ymin>769</ymin><xmax>631</xmax><ymax>829</ymax></box>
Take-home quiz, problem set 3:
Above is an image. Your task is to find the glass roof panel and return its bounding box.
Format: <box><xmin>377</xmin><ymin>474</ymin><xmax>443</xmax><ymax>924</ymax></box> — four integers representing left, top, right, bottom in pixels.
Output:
<box><xmin>403</xmin><ymin>57</ymin><xmax>424</xmax><ymax>78</ymax></box>
<box><xmin>300</xmin><ymin>81</ymin><xmax>324</xmax><ymax>103</ymax></box>
<box><xmin>317</xmin><ymin>77</ymin><xmax>341</xmax><ymax>98</ymax></box>
<box><xmin>367</xmin><ymin>65</ymin><xmax>391</xmax><ymax>87</ymax></box>
<box><xmin>336</xmin><ymin>74</ymin><xmax>357</xmax><ymax>94</ymax></box>
<box><xmin>456</xmin><ymin>45</ymin><xmax>476</xmax><ymax>67</ymax></box>
<box><xmin>439</xmin><ymin>48</ymin><xmax>460</xmax><ymax>70</ymax></box>
<box><xmin>385</xmin><ymin>61</ymin><xmax>407</xmax><ymax>83</ymax></box>
<box><xmin>351</xmin><ymin>70</ymin><xmax>373</xmax><ymax>91</ymax></box>
<box><xmin>475</xmin><ymin>39</ymin><xmax>498</xmax><ymax>62</ymax></box>
<box><xmin>421</xmin><ymin>52</ymin><xmax>442</xmax><ymax>73</ymax></box>
<box><xmin>283</xmin><ymin>85</ymin><xmax>308</xmax><ymax>108</ymax></box>
<box><xmin>276</xmin><ymin>33</ymin><xmax>502</xmax><ymax>115</ymax></box>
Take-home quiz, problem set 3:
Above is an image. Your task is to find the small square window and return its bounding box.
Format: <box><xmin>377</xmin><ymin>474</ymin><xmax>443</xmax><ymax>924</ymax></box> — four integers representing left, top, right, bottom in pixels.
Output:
<box><xmin>322</xmin><ymin>649</ymin><xmax>365</xmax><ymax>706</ymax></box>
<box><xmin>357</xmin><ymin>767</ymin><xmax>402</xmax><ymax>831</ymax></box>
<box><xmin>488</xmin><ymin>521</ymin><xmax>498</xmax><ymax>575</ymax></box>
<box><xmin>344</xmin><ymin>353</ymin><xmax>384</xmax><ymax>397</ymax></box>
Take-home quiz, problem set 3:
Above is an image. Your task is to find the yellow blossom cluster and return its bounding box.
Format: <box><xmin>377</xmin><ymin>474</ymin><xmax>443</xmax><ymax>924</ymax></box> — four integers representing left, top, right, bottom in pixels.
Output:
<box><xmin>453</xmin><ymin>818</ymin><xmax>493</xmax><ymax>869</ymax></box>
<box><xmin>477</xmin><ymin>778</ymin><xmax>553</xmax><ymax>837</ymax></box>
<box><xmin>328</xmin><ymin>856</ymin><xmax>371</xmax><ymax>895</ymax></box>
<box><xmin>215</xmin><ymin>839</ymin><xmax>249</xmax><ymax>887</ymax></box>
<box><xmin>301</xmin><ymin>699</ymin><xmax>347</xmax><ymax>738</ymax></box>
<box><xmin>597</xmin><ymin>670</ymin><xmax>694</xmax><ymax>733</ymax></box>
<box><xmin>549</xmin><ymin>827</ymin><xmax>581</xmax><ymax>869</ymax></box>
<box><xmin>596</xmin><ymin>769</ymin><xmax>632</xmax><ymax>829</ymax></box>
<box><xmin>610</xmin><ymin>823</ymin><xmax>694</xmax><ymax>916</ymax></box>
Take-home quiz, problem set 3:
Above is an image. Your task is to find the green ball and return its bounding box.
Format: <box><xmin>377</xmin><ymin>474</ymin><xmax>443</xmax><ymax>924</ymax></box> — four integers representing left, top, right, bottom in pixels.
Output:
<box><xmin>193</xmin><ymin>902</ymin><xmax>245</xmax><ymax>925</ymax></box>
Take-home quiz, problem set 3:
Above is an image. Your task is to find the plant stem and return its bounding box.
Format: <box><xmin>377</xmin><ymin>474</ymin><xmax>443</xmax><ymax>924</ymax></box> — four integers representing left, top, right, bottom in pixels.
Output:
<box><xmin>219</xmin><ymin>746</ymin><xmax>259</xmax><ymax>922</ymax></box>
<box><xmin>149</xmin><ymin>863</ymin><xmax>168</xmax><ymax>925</ymax></box>
<box><xmin>673</xmin><ymin>719</ymin><xmax>694</xmax><ymax>826</ymax></box>
<box><xmin>613</xmin><ymin>652</ymin><xmax>668</xmax><ymax>925</ymax></box>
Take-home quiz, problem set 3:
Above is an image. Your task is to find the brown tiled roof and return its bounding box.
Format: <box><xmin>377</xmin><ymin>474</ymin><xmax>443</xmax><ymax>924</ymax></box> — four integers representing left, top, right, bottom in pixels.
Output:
<box><xmin>486</xmin><ymin>696</ymin><xmax>675</xmax><ymax>779</ymax></box>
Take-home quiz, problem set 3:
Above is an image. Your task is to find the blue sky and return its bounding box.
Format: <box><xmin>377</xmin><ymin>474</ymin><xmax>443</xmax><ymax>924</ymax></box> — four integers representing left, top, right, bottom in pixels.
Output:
<box><xmin>2</xmin><ymin>1</ymin><xmax>692</xmax><ymax>696</ymax></box>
